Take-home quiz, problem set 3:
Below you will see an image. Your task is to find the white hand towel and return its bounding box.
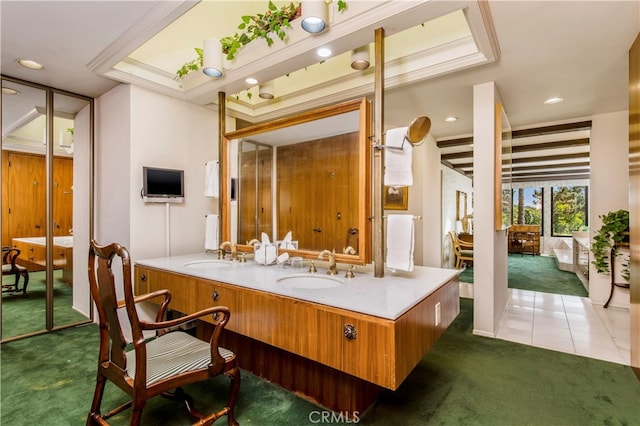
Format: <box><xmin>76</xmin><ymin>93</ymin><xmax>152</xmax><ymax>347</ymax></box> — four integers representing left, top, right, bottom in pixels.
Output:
<box><xmin>204</xmin><ymin>214</ymin><xmax>219</xmax><ymax>250</ymax></box>
<box><xmin>386</xmin><ymin>214</ymin><xmax>414</xmax><ymax>272</ymax></box>
<box><xmin>384</xmin><ymin>127</ymin><xmax>413</xmax><ymax>187</ymax></box>
<box><xmin>204</xmin><ymin>160</ymin><xmax>219</xmax><ymax>197</ymax></box>
<box><xmin>279</xmin><ymin>230</ymin><xmax>297</xmax><ymax>249</ymax></box>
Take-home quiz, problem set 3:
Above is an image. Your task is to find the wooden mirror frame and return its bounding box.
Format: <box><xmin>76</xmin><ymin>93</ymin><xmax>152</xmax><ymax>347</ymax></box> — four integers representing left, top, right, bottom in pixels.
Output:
<box><xmin>221</xmin><ymin>97</ymin><xmax>372</xmax><ymax>265</ymax></box>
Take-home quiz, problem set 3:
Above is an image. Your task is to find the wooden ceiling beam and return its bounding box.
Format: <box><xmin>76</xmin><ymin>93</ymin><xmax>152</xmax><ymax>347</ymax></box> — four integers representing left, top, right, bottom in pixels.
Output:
<box><xmin>511</xmin><ymin>120</ymin><xmax>592</xmax><ymax>139</ymax></box>
<box><xmin>509</xmin><ymin>167</ymin><xmax>591</xmax><ymax>176</ymax></box>
<box><xmin>510</xmin><ymin>138</ymin><xmax>590</xmax><ymax>153</ymax></box>
<box><xmin>507</xmin><ymin>161</ymin><xmax>590</xmax><ymax>171</ymax></box>
<box><xmin>509</xmin><ymin>173</ymin><xmax>590</xmax><ymax>183</ymax></box>
<box><xmin>436</xmin><ymin>136</ymin><xmax>473</xmax><ymax>148</ymax></box>
<box><xmin>509</xmin><ymin>152</ymin><xmax>590</xmax><ymax>164</ymax></box>
<box><xmin>436</xmin><ymin>121</ymin><xmax>592</xmax><ymax>148</ymax></box>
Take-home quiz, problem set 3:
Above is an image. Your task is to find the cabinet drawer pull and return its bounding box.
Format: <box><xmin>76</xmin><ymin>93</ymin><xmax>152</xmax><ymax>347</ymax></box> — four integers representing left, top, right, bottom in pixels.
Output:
<box><xmin>212</xmin><ymin>290</ymin><xmax>220</xmax><ymax>301</ymax></box>
<box><xmin>213</xmin><ymin>312</ymin><xmax>220</xmax><ymax>321</ymax></box>
<box><xmin>140</xmin><ymin>273</ymin><xmax>147</xmax><ymax>282</ymax></box>
<box><xmin>344</xmin><ymin>324</ymin><xmax>357</xmax><ymax>340</ymax></box>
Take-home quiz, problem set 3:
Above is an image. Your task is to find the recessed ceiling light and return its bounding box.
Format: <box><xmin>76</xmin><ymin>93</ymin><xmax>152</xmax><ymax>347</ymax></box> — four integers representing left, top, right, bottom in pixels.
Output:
<box><xmin>444</xmin><ymin>116</ymin><xmax>458</xmax><ymax>123</ymax></box>
<box><xmin>2</xmin><ymin>87</ymin><xmax>19</xmax><ymax>95</ymax></box>
<box><xmin>543</xmin><ymin>97</ymin><xmax>564</xmax><ymax>105</ymax></box>
<box><xmin>317</xmin><ymin>47</ymin><xmax>332</xmax><ymax>58</ymax></box>
<box><xmin>17</xmin><ymin>59</ymin><xmax>44</xmax><ymax>70</ymax></box>
<box><xmin>245</xmin><ymin>77</ymin><xmax>258</xmax><ymax>85</ymax></box>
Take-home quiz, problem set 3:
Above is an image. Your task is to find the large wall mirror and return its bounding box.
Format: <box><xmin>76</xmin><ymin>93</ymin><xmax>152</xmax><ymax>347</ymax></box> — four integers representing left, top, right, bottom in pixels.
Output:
<box><xmin>222</xmin><ymin>98</ymin><xmax>371</xmax><ymax>265</ymax></box>
<box><xmin>1</xmin><ymin>76</ymin><xmax>93</xmax><ymax>342</ymax></box>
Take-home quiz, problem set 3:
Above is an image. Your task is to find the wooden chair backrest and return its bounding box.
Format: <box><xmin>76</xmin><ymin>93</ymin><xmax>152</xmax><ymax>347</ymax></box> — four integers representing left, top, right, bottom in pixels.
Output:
<box><xmin>88</xmin><ymin>240</ymin><xmax>138</xmax><ymax>371</ymax></box>
<box><xmin>2</xmin><ymin>248</ymin><xmax>20</xmax><ymax>270</ymax></box>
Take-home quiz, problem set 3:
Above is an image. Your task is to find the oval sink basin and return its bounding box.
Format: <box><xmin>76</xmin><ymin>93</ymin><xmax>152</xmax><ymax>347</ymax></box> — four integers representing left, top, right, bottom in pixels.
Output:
<box><xmin>277</xmin><ymin>274</ymin><xmax>343</xmax><ymax>289</ymax></box>
<box><xmin>183</xmin><ymin>260</ymin><xmax>233</xmax><ymax>269</ymax></box>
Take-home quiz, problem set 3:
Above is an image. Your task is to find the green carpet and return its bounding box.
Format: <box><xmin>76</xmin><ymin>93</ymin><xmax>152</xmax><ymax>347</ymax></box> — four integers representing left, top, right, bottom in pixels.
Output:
<box><xmin>457</xmin><ymin>255</ymin><xmax>588</xmax><ymax>297</ymax></box>
<box><xmin>2</xmin><ymin>299</ymin><xmax>638</xmax><ymax>425</ymax></box>
<box><xmin>2</xmin><ymin>270</ymin><xmax>88</xmax><ymax>338</ymax></box>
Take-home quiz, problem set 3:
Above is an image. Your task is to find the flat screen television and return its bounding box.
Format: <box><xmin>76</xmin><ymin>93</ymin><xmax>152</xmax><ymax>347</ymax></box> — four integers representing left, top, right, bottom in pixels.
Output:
<box><xmin>142</xmin><ymin>166</ymin><xmax>184</xmax><ymax>203</ymax></box>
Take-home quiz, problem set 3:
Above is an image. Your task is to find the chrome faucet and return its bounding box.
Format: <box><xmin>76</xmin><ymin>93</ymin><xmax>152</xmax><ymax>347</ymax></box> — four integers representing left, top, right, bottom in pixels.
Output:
<box><xmin>219</xmin><ymin>241</ymin><xmax>237</xmax><ymax>261</ymax></box>
<box><xmin>318</xmin><ymin>249</ymin><xmax>338</xmax><ymax>275</ymax></box>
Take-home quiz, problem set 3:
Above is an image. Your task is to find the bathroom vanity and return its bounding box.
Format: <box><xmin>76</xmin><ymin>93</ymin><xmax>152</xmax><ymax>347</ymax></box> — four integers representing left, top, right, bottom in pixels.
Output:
<box><xmin>12</xmin><ymin>236</ymin><xmax>74</xmax><ymax>285</ymax></box>
<box><xmin>134</xmin><ymin>253</ymin><xmax>459</xmax><ymax>414</ymax></box>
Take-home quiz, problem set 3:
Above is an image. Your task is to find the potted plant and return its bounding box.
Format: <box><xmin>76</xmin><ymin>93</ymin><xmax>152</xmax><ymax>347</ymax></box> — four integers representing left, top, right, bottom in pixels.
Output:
<box><xmin>591</xmin><ymin>209</ymin><xmax>630</xmax><ymax>281</ymax></box>
<box><xmin>176</xmin><ymin>0</ymin><xmax>348</xmax><ymax>78</ymax></box>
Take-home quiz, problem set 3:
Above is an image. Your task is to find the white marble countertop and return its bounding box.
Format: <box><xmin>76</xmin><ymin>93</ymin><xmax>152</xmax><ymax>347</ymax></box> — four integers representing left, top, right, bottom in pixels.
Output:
<box><xmin>12</xmin><ymin>236</ymin><xmax>74</xmax><ymax>248</ymax></box>
<box><xmin>135</xmin><ymin>253</ymin><xmax>459</xmax><ymax>321</ymax></box>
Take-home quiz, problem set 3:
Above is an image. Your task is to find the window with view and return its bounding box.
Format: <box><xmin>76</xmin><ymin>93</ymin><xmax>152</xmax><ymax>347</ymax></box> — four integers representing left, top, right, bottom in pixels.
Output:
<box><xmin>551</xmin><ymin>186</ymin><xmax>588</xmax><ymax>236</ymax></box>
<box><xmin>512</xmin><ymin>187</ymin><xmax>543</xmax><ymax>231</ymax></box>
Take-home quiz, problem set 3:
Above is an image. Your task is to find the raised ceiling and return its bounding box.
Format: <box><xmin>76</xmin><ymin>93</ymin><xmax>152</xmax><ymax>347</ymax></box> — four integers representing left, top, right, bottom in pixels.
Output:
<box><xmin>1</xmin><ymin>1</ymin><xmax>639</xmax><ymax>182</ymax></box>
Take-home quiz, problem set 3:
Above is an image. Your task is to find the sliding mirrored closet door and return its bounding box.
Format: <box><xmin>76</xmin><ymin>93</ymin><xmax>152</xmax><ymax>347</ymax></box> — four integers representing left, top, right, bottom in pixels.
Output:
<box><xmin>1</xmin><ymin>77</ymin><xmax>93</xmax><ymax>341</ymax></box>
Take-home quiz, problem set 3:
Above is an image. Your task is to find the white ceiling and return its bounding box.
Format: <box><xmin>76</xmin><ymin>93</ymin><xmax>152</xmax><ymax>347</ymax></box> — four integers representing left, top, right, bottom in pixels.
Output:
<box><xmin>1</xmin><ymin>0</ymin><xmax>639</xmax><ymax>179</ymax></box>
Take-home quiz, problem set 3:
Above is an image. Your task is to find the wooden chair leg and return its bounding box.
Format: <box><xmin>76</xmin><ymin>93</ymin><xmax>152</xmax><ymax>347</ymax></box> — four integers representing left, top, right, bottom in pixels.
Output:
<box><xmin>21</xmin><ymin>271</ymin><xmax>29</xmax><ymax>297</ymax></box>
<box><xmin>130</xmin><ymin>397</ymin><xmax>146</xmax><ymax>426</ymax></box>
<box><xmin>87</xmin><ymin>374</ymin><xmax>106</xmax><ymax>425</ymax></box>
<box><xmin>226</xmin><ymin>366</ymin><xmax>241</xmax><ymax>426</ymax></box>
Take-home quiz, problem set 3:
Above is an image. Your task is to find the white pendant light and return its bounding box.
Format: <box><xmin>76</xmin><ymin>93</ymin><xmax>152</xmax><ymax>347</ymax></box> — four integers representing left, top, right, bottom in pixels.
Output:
<box><xmin>259</xmin><ymin>81</ymin><xmax>275</xmax><ymax>99</ymax></box>
<box><xmin>202</xmin><ymin>38</ymin><xmax>223</xmax><ymax>78</ymax></box>
<box><xmin>351</xmin><ymin>46</ymin><xmax>370</xmax><ymax>70</ymax></box>
<box><xmin>301</xmin><ymin>1</ymin><xmax>327</xmax><ymax>33</ymax></box>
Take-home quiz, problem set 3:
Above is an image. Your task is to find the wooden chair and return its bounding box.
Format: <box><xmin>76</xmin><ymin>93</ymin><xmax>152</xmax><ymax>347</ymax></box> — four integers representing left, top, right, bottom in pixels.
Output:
<box><xmin>87</xmin><ymin>240</ymin><xmax>240</xmax><ymax>426</ymax></box>
<box><xmin>448</xmin><ymin>231</ymin><xmax>473</xmax><ymax>269</ymax></box>
<box><xmin>2</xmin><ymin>247</ymin><xmax>29</xmax><ymax>297</ymax></box>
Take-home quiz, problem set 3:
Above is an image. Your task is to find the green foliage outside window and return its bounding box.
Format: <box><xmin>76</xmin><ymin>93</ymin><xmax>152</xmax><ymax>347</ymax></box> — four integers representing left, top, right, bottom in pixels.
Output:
<box><xmin>512</xmin><ymin>187</ymin><xmax>542</xmax><ymax>227</ymax></box>
<box><xmin>551</xmin><ymin>186</ymin><xmax>588</xmax><ymax>236</ymax></box>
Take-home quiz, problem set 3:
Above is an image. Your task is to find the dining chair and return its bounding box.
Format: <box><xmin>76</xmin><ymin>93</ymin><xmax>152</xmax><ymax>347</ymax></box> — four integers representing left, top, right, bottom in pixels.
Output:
<box><xmin>2</xmin><ymin>247</ymin><xmax>29</xmax><ymax>297</ymax></box>
<box><xmin>87</xmin><ymin>240</ymin><xmax>240</xmax><ymax>425</ymax></box>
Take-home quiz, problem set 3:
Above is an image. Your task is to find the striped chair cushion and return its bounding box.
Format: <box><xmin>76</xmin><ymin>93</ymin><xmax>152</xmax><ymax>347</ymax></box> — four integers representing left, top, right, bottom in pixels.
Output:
<box><xmin>126</xmin><ymin>331</ymin><xmax>235</xmax><ymax>386</ymax></box>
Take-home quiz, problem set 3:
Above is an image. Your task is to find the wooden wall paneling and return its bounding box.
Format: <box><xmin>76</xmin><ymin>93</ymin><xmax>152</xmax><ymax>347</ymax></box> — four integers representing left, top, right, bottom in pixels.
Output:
<box><xmin>3</xmin><ymin>152</ymin><xmax>73</xmax><ymax>244</ymax></box>
<box><xmin>53</xmin><ymin>157</ymin><xmax>73</xmax><ymax>236</ymax></box>
<box><xmin>2</xmin><ymin>154</ymin><xmax>9</xmax><ymax>246</ymax></box>
<box><xmin>258</xmin><ymin>146</ymin><xmax>272</xmax><ymax>238</ymax></box>
<box><xmin>239</xmin><ymin>146</ymin><xmax>257</xmax><ymax>243</ymax></box>
<box><xmin>276</xmin><ymin>135</ymin><xmax>360</xmax><ymax>252</ymax></box>
<box><xmin>276</xmin><ymin>146</ymin><xmax>293</xmax><ymax>241</ymax></box>
<box><xmin>8</xmin><ymin>152</ymin><xmax>46</xmax><ymax>240</ymax></box>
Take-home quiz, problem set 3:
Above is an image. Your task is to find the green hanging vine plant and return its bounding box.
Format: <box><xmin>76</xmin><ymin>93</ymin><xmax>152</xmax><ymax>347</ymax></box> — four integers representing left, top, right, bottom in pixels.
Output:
<box><xmin>176</xmin><ymin>0</ymin><xmax>348</xmax><ymax>79</ymax></box>
<box><xmin>591</xmin><ymin>209</ymin><xmax>630</xmax><ymax>281</ymax></box>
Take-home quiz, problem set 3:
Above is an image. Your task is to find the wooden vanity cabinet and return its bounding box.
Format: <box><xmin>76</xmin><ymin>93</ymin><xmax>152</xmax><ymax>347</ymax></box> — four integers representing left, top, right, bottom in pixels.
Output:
<box><xmin>134</xmin><ymin>265</ymin><xmax>459</xmax><ymax>393</ymax></box>
<box><xmin>135</xmin><ymin>267</ymin><xmax>197</xmax><ymax>314</ymax></box>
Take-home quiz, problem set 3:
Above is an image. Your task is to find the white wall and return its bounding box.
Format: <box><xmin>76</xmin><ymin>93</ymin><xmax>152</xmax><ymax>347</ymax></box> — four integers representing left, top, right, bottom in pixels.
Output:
<box><xmin>441</xmin><ymin>165</ymin><xmax>473</xmax><ymax>268</ymax></box>
<box><xmin>71</xmin><ymin>103</ymin><xmax>92</xmax><ymax>317</ymax></box>
<box><xmin>128</xmin><ymin>85</ymin><xmax>218</xmax><ymax>260</ymax></box>
<box><xmin>472</xmin><ymin>81</ymin><xmax>508</xmax><ymax>338</ymax></box>
<box><xmin>382</xmin><ymin>133</ymin><xmax>440</xmax><ymax>268</ymax></box>
<box><xmin>95</xmin><ymin>84</ymin><xmax>131</xmax><ymax>249</ymax></box>
<box><xmin>589</xmin><ymin>111</ymin><xmax>630</xmax><ymax>308</ymax></box>
<box><xmin>96</xmin><ymin>84</ymin><xmax>218</xmax><ymax>260</ymax></box>
<box><xmin>95</xmin><ymin>83</ymin><xmax>218</xmax><ymax>338</ymax></box>
<box><xmin>419</xmin><ymin>134</ymin><xmax>442</xmax><ymax>267</ymax></box>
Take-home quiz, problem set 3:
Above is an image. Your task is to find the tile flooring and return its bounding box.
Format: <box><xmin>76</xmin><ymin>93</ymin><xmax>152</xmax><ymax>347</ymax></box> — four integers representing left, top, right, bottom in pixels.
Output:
<box><xmin>496</xmin><ymin>288</ymin><xmax>630</xmax><ymax>365</ymax></box>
